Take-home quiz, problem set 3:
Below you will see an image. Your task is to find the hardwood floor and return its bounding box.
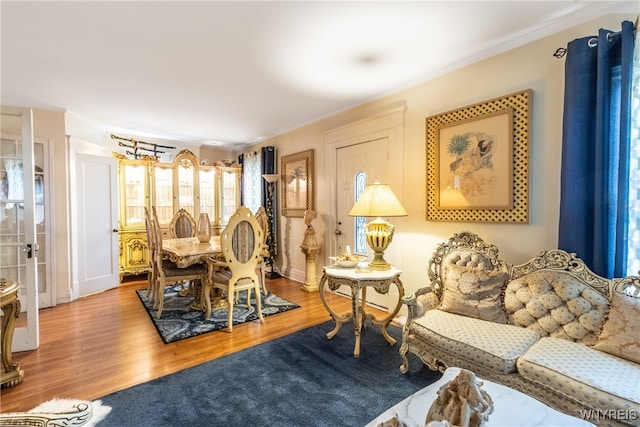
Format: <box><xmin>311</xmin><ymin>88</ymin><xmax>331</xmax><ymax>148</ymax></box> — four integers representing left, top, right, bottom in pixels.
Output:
<box><xmin>1</xmin><ymin>277</ymin><xmax>387</xmax><ymax>413</ymax></box>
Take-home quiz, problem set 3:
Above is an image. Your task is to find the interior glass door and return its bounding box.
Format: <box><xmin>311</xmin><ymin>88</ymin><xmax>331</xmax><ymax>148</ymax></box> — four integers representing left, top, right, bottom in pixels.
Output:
<box><xmin>121</xmin><ymin>161</ymin><xmax>147</xmax><ymax>230</ymax></box>
<box><xmin>153</xmin><ymin>164</ymin><xmax>173</xmax><ymax>227</ymax></box>
<box><xmin>34</xmin><ymin>141</ymin><xmax>52</xmax><ymax>308</ymax></box>
<box><xmin>176</xmin><ymin>157</ymin><xmax>195</xmax><ymax>216</ymax></box>
<box><xmin>220</xmin><ymin>169</ymin><xmax>238</xmax><ymax>225</ymax></box>
<box><xmin>198</xmin><ymin>167</ymin><xmax>216</xmax><ymax>220</ymax></box>
<box><xmin>0</xmin><ymin>107</ymin><xmax>39</xmax><ymax>351</ymax></box>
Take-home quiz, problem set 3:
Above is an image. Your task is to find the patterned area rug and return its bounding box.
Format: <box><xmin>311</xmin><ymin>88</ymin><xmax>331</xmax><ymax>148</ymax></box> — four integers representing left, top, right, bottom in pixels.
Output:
<box><xmin>136</xmin><ymin>284</ymin><xmax>300</xmax><ymax>343</ymax></box>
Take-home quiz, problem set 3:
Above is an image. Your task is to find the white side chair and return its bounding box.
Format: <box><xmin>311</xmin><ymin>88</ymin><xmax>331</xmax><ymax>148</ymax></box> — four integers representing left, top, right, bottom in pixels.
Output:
<box><xmin>203</xmin><ymin>206</ymin><xmax>264</xmax><ymax>331</ymax></box>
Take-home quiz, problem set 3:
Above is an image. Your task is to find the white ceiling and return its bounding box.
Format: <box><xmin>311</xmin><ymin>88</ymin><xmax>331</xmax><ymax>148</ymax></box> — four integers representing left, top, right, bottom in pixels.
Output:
<box><xmin>1</xmin><ymin>1</ymin><xmax>637</xmax><ymax>150</ymax></box>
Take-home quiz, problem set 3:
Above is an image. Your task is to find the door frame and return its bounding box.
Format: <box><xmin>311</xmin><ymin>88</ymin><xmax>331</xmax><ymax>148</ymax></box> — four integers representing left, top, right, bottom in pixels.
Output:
<box><xmin>324</xmin><ymin>105</ymin><xmax>406</xmax><ymax>269</ymax></box>
<box><xmin>69</xmin><ymin>137</ymin><xmax>119</xmax><ymax>298</ymax></box>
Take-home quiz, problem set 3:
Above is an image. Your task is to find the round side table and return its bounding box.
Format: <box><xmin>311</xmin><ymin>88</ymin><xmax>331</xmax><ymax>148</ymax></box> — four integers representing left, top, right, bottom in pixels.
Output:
<box><xmin>318</xmin><ymin>266</ymin><xmax>404</xmax><ymax>357</ymax></box>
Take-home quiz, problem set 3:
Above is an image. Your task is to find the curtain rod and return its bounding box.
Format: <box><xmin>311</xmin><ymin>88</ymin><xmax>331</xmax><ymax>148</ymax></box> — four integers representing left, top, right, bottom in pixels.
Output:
<box><xmin>553</xmin><ymin>25</ymin><xmax>636</xmax><ymax>58</ymax></box>
<box><xmin>587</xmin><ymin>29</ymin><xmax>625</xmax><ymax>48</ymax></box>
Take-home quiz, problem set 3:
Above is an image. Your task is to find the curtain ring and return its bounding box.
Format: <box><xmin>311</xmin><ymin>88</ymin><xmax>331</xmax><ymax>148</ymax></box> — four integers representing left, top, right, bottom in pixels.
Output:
<box><xmin>606</xmin><ymin>32</ymin><xmax>613</xmax><ymax>42</ymax></box>
<box><xmin>587</xmin><ymin>37</ymin><xmax>598</xmax><ymax>48</ymax></box>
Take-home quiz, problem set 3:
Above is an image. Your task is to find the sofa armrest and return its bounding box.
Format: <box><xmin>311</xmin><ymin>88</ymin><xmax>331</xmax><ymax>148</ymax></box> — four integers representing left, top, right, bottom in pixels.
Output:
<box><xmin>403</xmin><ymin>285</ymin><xmax>441</xmax><ymax>322</ymax></box>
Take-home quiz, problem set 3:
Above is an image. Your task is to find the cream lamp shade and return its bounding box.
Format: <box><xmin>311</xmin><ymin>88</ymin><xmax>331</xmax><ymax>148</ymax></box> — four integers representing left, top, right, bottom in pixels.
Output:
<box><xmin>348</xmin><ymin>180</ymin><xmax>407</xmax><ymax>270</ymax></box>
<box><xmin>262</xmin><ymin>174</ymin><xmax>279</xmax><ymax>183</ymax></box>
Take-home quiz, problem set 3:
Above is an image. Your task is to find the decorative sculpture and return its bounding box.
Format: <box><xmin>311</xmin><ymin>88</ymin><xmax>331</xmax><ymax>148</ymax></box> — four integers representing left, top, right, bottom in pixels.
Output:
<box><xmin>376</xmin><ymin>414</ymin><xmax>409</xmax><ymax>427</ymax></box>
<box><xmin>425</xmin><ymin>369</ymin><xmax>493</xmax><ymax>427</ymax></box>
<box><xmin>300</xmin><ymin>209</ymin><xmax>321</xmax><ymax>292</ymax></box>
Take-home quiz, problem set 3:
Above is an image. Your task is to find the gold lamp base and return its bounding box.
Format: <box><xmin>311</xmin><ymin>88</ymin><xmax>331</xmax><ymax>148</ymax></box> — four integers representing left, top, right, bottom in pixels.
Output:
<box><xmin>365</xmin><ymin>217</ymin><xmax>395</xmax><ymax>270</ymax></box>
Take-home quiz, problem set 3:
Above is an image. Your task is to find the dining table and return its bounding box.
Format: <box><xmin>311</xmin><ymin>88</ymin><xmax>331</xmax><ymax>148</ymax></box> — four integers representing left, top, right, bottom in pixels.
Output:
<box><xmin>161</xmin><ymin>236</ymin><xmax>227</xmax><ymax>312</ymax></box>
<box><xmin>162</xmin><ymin>236</ymin><xmax>223</xmax><ymax>267</ymax></box>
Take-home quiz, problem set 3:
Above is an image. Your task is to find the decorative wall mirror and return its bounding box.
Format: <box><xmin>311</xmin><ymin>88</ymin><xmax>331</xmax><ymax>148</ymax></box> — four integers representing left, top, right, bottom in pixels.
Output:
<box><xmin>281</xmin><ymin>149</ymin><xmax>314</xmax><ymax>217</ymax></box>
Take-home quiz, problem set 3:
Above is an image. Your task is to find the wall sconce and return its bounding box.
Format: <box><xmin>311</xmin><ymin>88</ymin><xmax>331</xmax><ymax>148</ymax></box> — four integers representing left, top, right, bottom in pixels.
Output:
<box><xmin>348</xmin><ymin>180</ymin><xmax>407</xmax><ymax>270</ymax></box>
<box><xmin>262</xmin><ymin>174</ymin><xmax>279</xmax><ymax>184</ymax></box>
<box><xmin>262</xmin><ymin>174</ymin><xmax>279</xmax><ymax>210</ymax></box>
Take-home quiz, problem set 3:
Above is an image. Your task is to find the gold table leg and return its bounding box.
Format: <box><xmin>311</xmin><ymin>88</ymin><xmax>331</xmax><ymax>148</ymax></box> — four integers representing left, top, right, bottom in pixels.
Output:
<box><xmin>365</xmin><ymin>276</ymin><xmax>404</xmax><ymax>347</ymax></box>
<box><xmin>1</xmin><ymin>281</ymin><xmax>24</xmax><ymax>388</ymax></box>
<box><xmin>318</xmin><ymin>274</ymin><xmax>353</xmax><ymax>340</ymax></box>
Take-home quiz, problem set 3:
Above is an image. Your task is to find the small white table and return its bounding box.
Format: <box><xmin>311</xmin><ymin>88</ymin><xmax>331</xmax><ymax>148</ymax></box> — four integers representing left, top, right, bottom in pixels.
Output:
<box><xmin>318</xmin><ymin>266</ymin><xmax>404</xmax><ymax>357</ymax></box>
<box><xmin>366</xmin><ymin>367</ymin><xmax>595</xmax><ymax>427</ymax></box>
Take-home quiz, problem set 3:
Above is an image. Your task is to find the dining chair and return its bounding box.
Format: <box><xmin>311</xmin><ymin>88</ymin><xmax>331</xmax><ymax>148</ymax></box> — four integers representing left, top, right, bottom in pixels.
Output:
<box><xmin>144</xmin><ymin>207</ymin><xmax>158</xmax><ymax>303</ymax></box>
<box><xmin>203</xmin><ymin>206</ymin><xmax>264</xmax><ymax>331</ymax></box>
<box><xmin>254</xmin><ymin>206</ymin><xmax>270</xmax><ymax>295</ymax></box>
<box><xmin>169</xmin><ymin>208</ymin><xmax>199</xmax><ymax>294</ymax></box>
<box><xmin>169</xmin><ymin>208</ymin><xmax>197</xmax><ymax>238</ymax></box>
<box><xmin>151</xmin><ymin>207</ymin><xmax>207</xmax><ymax>318</ymax></box>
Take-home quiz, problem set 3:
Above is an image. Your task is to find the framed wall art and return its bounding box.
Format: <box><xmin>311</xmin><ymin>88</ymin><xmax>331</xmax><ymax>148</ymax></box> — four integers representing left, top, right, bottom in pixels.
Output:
<box><xmin>426</xmin><ymin>89</ymin><xmax>531</xmax><ymax>223</ymax></box>
<box><xmin>281</xmin><ymin>149</ymin><xmax>314</xmax><ymax>217</ymax></box>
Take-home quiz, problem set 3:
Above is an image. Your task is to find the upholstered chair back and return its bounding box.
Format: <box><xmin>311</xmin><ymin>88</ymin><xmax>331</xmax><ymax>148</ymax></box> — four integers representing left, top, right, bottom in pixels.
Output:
<box><xmin>170</xmin><ymin>208</ymin><xmax>196</xmax><ymax>238</ymax></box>
<box><xmin>427</xmin><ymin>231</ymin><xmax>506</xmax><ymax>299</ymax></box>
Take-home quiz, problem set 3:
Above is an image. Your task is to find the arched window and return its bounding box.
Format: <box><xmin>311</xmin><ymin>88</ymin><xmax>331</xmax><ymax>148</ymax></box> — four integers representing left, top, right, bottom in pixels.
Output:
<box><xmin>354</xmin><ymin>171</ymin><xmax>367</xmax><ymax>254</ymax></box>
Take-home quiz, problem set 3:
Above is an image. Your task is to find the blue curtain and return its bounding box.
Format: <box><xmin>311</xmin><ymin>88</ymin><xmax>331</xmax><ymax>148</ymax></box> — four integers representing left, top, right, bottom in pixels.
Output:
<box><xmin>261</xmin><ymin>146</ymin><xmax>277</xmax><ymax>263</ymax></box>
<box><xmin>558</xmin><ymin>21</ymin><xmax>635</xmax><ymax>278</ymax></box>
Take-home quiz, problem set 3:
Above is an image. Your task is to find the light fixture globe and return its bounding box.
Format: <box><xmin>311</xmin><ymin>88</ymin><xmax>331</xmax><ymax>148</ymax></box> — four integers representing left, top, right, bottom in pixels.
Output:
<box><xmin>348</xmin><ymin>180</ymin><xmax>407</xmax><ymax>270</ymax></box>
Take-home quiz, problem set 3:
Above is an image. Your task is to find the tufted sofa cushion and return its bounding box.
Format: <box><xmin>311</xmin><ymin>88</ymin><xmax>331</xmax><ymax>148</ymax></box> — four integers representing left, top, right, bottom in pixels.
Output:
<box><xmin>518</xmin><ymin>337</ymin><xmax>640</xmax><ymax>415</ymax></box>
<box><xmin>414</xmin><ymin>310</ymin><xmax>540</xmax><ymax>374</ymax></box>
<box><xmin>441</xmin><ymin>249</ymin><xmax>495</xmax><ymax>286</ymax></box>
<box><xmin>504</xmin><ymin>270</ymin><xmax>609</xmax><ymax>345</ymax></box>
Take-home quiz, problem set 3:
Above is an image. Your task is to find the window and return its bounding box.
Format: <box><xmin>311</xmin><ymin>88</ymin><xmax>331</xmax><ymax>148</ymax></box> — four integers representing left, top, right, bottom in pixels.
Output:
<box><xmin>354</xmin><ymin>171</ymin><xmax>367</xmax><ymax>254</ymax></box>
<box><xmin>627</xmin><ymin>42</ymin><xmax>640</xmax><ymax>276</ymax></box>
<box><xmin>241</xmin><ymin>151</ymin><xmax>262</xmax><ymax>214</ymax></box>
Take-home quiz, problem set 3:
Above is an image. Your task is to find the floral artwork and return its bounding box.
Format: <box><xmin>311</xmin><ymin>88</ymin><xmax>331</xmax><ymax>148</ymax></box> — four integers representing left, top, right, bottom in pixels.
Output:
<box><xmin>437</xmin><ymin>109</ymin><xmax>513</xmax><ymax>210</ymax></box>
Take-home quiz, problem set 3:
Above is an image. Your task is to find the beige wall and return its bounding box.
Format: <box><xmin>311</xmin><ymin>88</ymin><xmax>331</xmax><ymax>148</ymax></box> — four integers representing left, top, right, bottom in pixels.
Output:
<box><xmin>250</xmin><ymin>14</ymin><xmax>637</xmax><ymax>296</ymax></box>
<box><xmin>199</xmin><ymin>146</ymin><xmax>238</xmax><ymax>165</ymax></box>
<box><xmin>31</xmin><ymin>109</ymin><xmax>71</xmax><ymax>303</ymax></box>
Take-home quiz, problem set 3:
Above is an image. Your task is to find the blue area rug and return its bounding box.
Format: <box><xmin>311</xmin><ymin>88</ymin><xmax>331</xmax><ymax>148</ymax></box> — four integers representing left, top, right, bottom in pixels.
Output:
<box><xmin>98</xmin><ymin>321</ymin><xmax>440</xmax><ymax>426</ymax></box>
<box><xmin>136</xmin><ymin>284</ymin><xmax>300</xmax><ymax>343</ymax></box>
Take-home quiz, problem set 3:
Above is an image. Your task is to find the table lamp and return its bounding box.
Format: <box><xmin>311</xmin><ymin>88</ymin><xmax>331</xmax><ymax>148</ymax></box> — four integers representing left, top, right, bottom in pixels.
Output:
<box><xmin>348</xmin><ymin>180</ymin><xmax>407</xmax><ymax>270</ymax></box>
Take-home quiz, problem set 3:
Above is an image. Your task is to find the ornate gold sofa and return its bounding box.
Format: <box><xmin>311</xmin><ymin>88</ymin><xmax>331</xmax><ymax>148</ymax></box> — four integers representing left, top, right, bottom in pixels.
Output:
<box><xmin>399</xmin><ymin>231</ymin><xmax>640</xmax><ymax>427</ymax></box>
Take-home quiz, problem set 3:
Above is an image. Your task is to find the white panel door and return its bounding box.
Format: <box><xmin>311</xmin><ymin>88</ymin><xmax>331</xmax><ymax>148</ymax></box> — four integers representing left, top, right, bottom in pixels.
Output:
<box><xmin>76</xmin><ymin>153</ymin><xmax>119</xmax><ymax>296</ymax></box>
<box><xmin>336</xmin><ymin>137</ymin><xmax>390</xmax><ymax>309</ymax></box>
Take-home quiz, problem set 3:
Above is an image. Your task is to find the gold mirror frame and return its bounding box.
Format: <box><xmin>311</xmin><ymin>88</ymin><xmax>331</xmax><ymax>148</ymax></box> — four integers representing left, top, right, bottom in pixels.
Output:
<box><xmin>281</xmin><ymin>149</ymin><xmax>314</xmax><ymax>217</ymax></box>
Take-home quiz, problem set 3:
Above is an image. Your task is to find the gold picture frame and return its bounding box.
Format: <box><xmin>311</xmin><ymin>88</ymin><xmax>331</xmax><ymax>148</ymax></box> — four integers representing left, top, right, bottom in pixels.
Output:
<box><xmin>281</xmin><ymin>149</ymin><xmax>314</xmax><ymax>217</ymax></box>
<box><xmin>426</xmin><ymin>89</ymin><xmax>531</xmax><ymax>222</ymax></box>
